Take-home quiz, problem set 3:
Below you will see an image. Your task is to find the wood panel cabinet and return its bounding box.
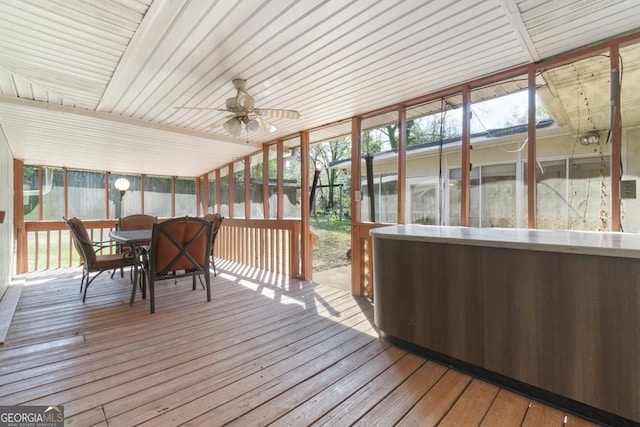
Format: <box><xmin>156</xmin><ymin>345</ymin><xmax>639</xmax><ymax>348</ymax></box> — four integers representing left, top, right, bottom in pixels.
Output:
<box><xmin>372</xmin><ymin>225</ymin><xmax>640</xmax><ymax>424</ymax></box>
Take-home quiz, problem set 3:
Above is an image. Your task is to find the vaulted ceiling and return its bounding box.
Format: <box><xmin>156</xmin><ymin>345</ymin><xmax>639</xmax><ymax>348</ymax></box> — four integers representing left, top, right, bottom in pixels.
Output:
<box><xmin>1</xmin><ymin>0</ymin><xmax>639</xmax><ymax>177</ymax></box>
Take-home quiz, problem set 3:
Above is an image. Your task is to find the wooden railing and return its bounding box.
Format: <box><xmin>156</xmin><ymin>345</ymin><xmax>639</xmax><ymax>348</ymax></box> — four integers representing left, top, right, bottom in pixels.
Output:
<box><xmin>20</xmin><ymin>218</ymin><xmax>303</xmax><ymax>278</ymax></box>
<box><xmin>216</xmin><ymin>218</ymin><xmax>302</xmax><ymax>278</ymax></box>
<box><xmin>21</xmin><ymin>218</ymin><xmax>380</xmax><ymax>294</ymax></box>
<box><xmin>22</xmin><ymin>220</ymin><xmax>118</xmax><ymax>272</ymax></box>
<box><xmin>352</xmin><ymin>223</ymin><xmax>387</xmax><ymax>299</ymax></box>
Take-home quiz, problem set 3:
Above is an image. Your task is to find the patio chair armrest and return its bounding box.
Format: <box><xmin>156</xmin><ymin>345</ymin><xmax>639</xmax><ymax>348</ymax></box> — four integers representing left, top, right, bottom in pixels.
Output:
<box><xmin>92</xmin><ymin>241</ymin><xmax>119</xmax><ymax>253</ymax></box>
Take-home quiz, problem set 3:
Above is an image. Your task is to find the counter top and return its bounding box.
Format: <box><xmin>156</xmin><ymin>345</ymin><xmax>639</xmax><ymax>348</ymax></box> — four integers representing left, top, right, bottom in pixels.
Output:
<box><xmin>370</xmin><ymin>224</ymin><xmax>640</xmax><ymax>258</ymax></box>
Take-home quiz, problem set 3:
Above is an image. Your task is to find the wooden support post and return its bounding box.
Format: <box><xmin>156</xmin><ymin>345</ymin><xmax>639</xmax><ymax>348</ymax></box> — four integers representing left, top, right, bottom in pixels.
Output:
<box><xmin>397</xmin><ymin>106</ymin><xmax>406</xmax><ymax>224</ymax></box>
<box><xmin>351</xmin><ymin>117</ymin><xmax>363</xmax><ymax>296</ymax></box>
<box><xmin>461</xmin><ymin>86</ymin><xmax>471</xmax><ymax>226</ymax></box>
<box><xmin>610</xmin><ymin>45</ymin><xmax>622</xmax><ymax>231</ymax></box>
<box><xmin>14</xmin><ymin>160</ymin><xmax>27</xmax><ymax>273</ymax></box>
<box><xmin>527</xmin><ymin>64</ymin><xmax>537</xmax><ymax>229</ymax></box>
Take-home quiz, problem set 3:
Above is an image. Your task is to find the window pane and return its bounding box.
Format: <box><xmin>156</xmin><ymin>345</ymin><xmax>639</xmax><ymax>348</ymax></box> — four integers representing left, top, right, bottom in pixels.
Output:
<box><xmin>526</xmin><ymin>157</ymin><xmax>611</xmax><ymax>231</ymax></box>
<box><xmin>620</xmin><ymin>42</ymin><xmax>640</xmax><ymax>232</ymax></box>
<box><xmin>266</xmin><ymin>144</ymin><xmax>278</xmax><ymax>218</ymax></box>
<box><xmin>308</xmin><ymin>133</ymin><xmax>351</xmax><ymax>220</ymax></box>
<box><xmin>283</xmin><ymin>137</ymin><xmax>301</xmax><ymax>219</ymax></box>
<box><xmin>175</xmin><ymin>177</ymin><xmax>196</xmax><ymax>216</ymax></box>
<box><xmin>198</xmin><ymin>176</ymin><xmax>206</xmax><ymax>215</ymax></box>
<box><xmin>233</xmin><ymin>160</ymin><xmax>245</xmax><ymax>219</ymax></box>
<box><xmin>109</xmin><ymin>173</ymin><xmax>140</xmax><ymax>219</ymax></box>
<box><xmin>568</xmin><ymin>157</ymin><xmax>610</xmax><ymax>231</ymax></box>
<box><xmin>219</xmin><ymin>166</ymin><xmax>229</xmax><ymax>217</ymax></box>
<box><xmin>23</xmin><ymin>165</ymin><xmax>40</xmax><ymax>220</ymax></box>
<box><xmin>208</xmin><ymin>172</ymin><xmax>217</xmax><ymax>214</ymax></box>
<box><xmin>449</xmin><ymin>167</ymin><xmax>479</xmax><ymax>226</ymax></box>
<box><xmin>249</xmin><ymin>153</ymin><xmax>264</xmax><ymax>218</ymax></box>
<box><xmin>39</xmin><ymin>167</ymin><xmax>65</xmax><ymax>220</ymax></box>
<box><xmin>67</xmin><ymin>169</ymin><xmax>106</xmax><ymax>219</ymax></box>
<box><xmin>361</xmin><ymin>111</ymin><xmax>398</xmax><ymax>223</ymax></box>
<box><xmin>144</xmin><ymin>175</ymin><xmax>172</xmax><ymax>218</ymax></box>
<box><xmin>480</xmin><ymin>164</ymin><xmax>517</xmax><ymax>227</ymax></box>
<box><xmin>406</xmin><ymin>97</ymin><xmax>464</xmax><ymax>225</ymax></box>
<box><xmin>471</xmin><ymin>78</ymin><xmax>527</xmax><ymax>228</ymax></box>
<box><xmin>409</xmin><ymin>180</ymin><xmax>438</xmax><ymax>224</ymax></box>
<box><xmin>530</xmin><ymin>160</ymin><xmax>568</xmax><ymax>230</ymax></box>
<box><xmin>536</xmin><ymin>53</ymin><xmax>610</xmax><ymax>231</ymax></box>
<box><xmin>405</xmin><ymin>95</ymin><xmax>463</xmax><ymax>226</ymax></box>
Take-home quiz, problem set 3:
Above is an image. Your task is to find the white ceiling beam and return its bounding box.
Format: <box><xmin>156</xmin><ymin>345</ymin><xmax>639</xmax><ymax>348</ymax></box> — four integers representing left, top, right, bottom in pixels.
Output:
<box><xmin>97</xmin><ymin>0</ymin><xmax>189</xmax><ymax>113</ymax></box>
<box><xmin>0</xmin><ymin>95</ymin><xmax>242</xmax><ymax>145</ymax></box>
<box><xmin>498</xmin><ymin>0</ymin><xmax>541</xmax><ymax>62</ymax></box>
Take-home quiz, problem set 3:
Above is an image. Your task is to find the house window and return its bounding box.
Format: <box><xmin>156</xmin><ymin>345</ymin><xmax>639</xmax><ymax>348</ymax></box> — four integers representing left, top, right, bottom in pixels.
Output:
<box><xmin>361</xmin><ymin>111</ymin><xmax>399</xmax><ymax>223</ymax></box>
<box><xmin>478</xmin><ymin>163</ymin><xmax>517</xmax><ymax>228</ymax></box>
<box><xmin>450</xmin><ymin>164</ymin><xmax>517</xmax><ymax>228</ymax></box>
<box><xmin>408</xmin><ymin>178</ymin><xmax>439</xmax><ymax>225</ymax></box>
<box><xmin>527</xmin><ymin>156</ymin><xmax>610</xmax><ymax>230</ymax></box>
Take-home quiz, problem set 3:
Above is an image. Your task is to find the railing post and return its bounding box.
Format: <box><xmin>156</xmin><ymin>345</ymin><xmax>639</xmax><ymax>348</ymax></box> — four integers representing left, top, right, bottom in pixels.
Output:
<box><xmin>14</xmin><ymin>159</ymin><xmax>27</xmax><ymax>274</ymax></box>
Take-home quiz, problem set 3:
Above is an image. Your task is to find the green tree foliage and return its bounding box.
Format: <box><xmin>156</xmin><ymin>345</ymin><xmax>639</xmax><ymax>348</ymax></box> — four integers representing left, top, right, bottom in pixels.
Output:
<box><xmin>370</xmin><ymin>116</ymin><xmax>461</xmax><ymax>151</ymax></box>
<box><xmin>310</xmin><ymin>137</ymin><xmax>351</xmax><ymax>212</ymax></box>
<box><xmin>23</xmin><ymin>165</ymin><xmax>40</xmax><ymax>217</ymax></box>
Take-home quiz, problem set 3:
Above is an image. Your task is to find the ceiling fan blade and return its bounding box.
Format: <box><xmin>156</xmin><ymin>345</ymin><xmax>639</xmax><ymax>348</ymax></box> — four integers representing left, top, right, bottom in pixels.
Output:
<box><xmin>255</xmin><ymin>115</ymin><xmax>277</xmax><ymax>132</ymax></box>
<box><xmin>174</xmin><ymin>106</ymin><xmax>226</xmax><ymax>111</ymax></box>
<box><xmin>255</xmin><ymin>109</ymin><xmax>300</xmax><ymax>119</ymax></box>
<box><xmin>237</xmin><ymin>89</ymin><xmax>255</xmax><ymax>111</ymax></box>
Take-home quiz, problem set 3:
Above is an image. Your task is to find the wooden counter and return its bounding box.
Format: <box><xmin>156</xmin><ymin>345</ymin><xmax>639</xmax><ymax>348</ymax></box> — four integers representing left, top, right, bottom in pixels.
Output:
<box><xmin>371</xmin><ymin>225</ymin><xmax>640</xmax><ymax>424</ymax></box>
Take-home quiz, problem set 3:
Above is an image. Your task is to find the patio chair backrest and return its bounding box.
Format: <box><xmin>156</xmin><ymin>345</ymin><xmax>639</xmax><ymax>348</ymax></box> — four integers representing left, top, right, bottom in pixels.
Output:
<box><xmin>203</xmin><ymin>213</ymin><xmax>224</xmax><ymax>249</ymax></box>
<box><xmin>150</xmin><ymin>216</ymin><xmax>212</xmax><ymax>276</ymax></box>
<box><xmin>64</xmin><ymin>217</ymin><xmax>96</xmax><ymax>265</ymax></box>
<box><xmin>119</xmin><ymin>214</ymin><xmax>156</xmax><ymax>231</ymax></box>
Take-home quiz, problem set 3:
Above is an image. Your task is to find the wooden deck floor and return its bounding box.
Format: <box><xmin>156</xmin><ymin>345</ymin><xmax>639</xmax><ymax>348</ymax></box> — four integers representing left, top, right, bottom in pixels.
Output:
<box><xmin>0</xmin><ymin>261</ymin><xmax>602</xmax><ymax>426</ymax></box>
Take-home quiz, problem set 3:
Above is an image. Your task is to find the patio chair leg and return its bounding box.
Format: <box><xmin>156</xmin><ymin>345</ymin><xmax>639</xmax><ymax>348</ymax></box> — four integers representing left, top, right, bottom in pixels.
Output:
<box><xmin>205</xmin><ymin>271</ymin><xmax>211</xmax><ymax>302</ymax></box>
<box><xmin>82</xmin><ymin>280</ymin><xmax>89</xmax><ymax>302</ymax></box>
<box><xmin>141</xmin><ymin>269</ymin><xmax>147</xmax><ymax>300</ymax></box>
<box><xmin>129</xmin><ymin>274</ymin><xmax>137</xmax><ymax>305</ymax></box>
<box><xmin>80</xmin><ymin>272</ymin><xmax>87</xmax><ymax>293</ymax></box>
<box><xmin>149</xmin><ymin>279</ymin><xmax>155</xmax><ymax>314</ymax></box>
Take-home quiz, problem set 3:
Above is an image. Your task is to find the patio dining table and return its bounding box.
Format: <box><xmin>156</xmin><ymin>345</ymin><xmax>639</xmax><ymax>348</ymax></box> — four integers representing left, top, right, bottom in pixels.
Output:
<box><xmin>109</xmin><ymin>229</ymin><xmax>152</xmax><ymax>305</ymax></box>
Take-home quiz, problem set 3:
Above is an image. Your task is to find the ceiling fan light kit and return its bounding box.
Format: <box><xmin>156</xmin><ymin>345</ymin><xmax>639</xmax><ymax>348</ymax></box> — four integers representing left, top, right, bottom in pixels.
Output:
<box><xmin>223</xmin><ymin>118</ymin><xmax>243</xmax><ymax>137</ymax></box>
<box><xmin>245</xmin><ymin>118</ymin><xmax>260</xmax><ymax>133</ymax></box>
<box><xmin>176</xmin><ymin>79</ymin><xmax>300</xmax><ymax>139</ymax></box>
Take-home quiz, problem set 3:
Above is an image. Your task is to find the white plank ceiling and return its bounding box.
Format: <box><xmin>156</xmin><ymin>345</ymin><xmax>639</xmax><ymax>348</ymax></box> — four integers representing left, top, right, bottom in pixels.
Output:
<box><xmin>0</xmin><ymin>0</ymin><xmax>639</xmax><ymax>177</ymax></box>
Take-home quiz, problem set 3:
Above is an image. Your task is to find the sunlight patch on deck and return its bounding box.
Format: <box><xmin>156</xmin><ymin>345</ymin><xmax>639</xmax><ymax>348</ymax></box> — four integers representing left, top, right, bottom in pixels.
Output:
<box><xmin>238</xmin><ymin>278</ymin><xmax>305</xmax><ymax>307</ymax></box>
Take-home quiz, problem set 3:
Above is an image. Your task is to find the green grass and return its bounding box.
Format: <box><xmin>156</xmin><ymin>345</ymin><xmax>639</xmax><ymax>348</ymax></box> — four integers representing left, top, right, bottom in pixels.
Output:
<box><xmin>310</xmin><ymin>216</ymin><xmax>351</xmax><ymax>272</ymax></box>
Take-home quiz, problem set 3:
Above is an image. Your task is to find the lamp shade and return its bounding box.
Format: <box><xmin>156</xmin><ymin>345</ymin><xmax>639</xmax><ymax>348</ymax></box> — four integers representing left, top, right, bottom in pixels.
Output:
<box><xmin>245</xmin><ymin>119</ymin><xmax>260</xmax><ymax>133</ymax></box>
<box><xmin>223</xmin><ymin>118</ymin><xmax>243</xmax><ymax>137</ymax></box>
<box><xmin>114</xmin><ymin>177</ymin><xmax>130</xmax><ymax>192</ymax></box>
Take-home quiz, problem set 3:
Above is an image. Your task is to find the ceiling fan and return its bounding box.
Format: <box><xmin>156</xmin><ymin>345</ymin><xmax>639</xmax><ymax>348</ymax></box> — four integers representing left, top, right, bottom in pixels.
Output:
<box><xmin>177</xmin><ymin>79</ymin><xmax>300</xmax><ymax>138</ymax></box>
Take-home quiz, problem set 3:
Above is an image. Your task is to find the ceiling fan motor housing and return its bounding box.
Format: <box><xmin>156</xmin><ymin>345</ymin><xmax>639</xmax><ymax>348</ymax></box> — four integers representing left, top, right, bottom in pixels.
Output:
<box><xmin>226</xmin><ymin>97</ymin><xmax>243</xmax><ymax>113</ymax></box>
<box><xmin>175</xmin><ymin>79</ymin><xmax>298</xmax><ymax>136</ymax></box>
